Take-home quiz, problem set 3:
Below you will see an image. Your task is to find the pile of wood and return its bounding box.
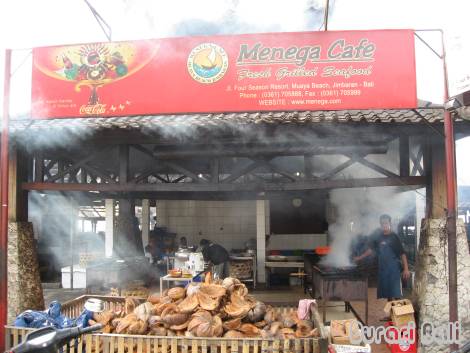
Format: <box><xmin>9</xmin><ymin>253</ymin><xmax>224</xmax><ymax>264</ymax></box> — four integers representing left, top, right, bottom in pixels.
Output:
<box><xmin>90</xmin><ymin>277</ymin><xmax>319</xmax><ymax>338</ymax></box>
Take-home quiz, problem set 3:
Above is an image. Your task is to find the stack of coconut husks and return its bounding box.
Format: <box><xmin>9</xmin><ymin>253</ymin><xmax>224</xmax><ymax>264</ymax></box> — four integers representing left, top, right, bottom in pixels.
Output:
<box><xmin>89</xmin><ymin>277</ymin><xmax>320</xmax><ymax>339</ymax></box>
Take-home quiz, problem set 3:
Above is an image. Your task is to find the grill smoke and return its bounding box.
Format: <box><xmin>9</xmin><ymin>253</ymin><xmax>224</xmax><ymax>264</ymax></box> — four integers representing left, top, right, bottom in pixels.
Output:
<box><xmin>28</xmin><ymin>192</ymin><xmax>85</xmax><ymax>282</ymax></box>
<box><xmin>322</xmin><ymin>186</ymin><xmax>416</xmax><ymax>267</ymax></box>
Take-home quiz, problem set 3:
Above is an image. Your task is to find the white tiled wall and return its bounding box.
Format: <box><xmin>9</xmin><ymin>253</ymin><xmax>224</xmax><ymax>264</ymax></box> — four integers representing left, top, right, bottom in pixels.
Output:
<box><xmin>155</xmin><ymin>199</ymin><xmax>326</xmax><ymax>284</ymax></box>
<box><xmin>156</xmin><ymin>200</ymin><xmax>257</xmax><ymax>251</ymax></box>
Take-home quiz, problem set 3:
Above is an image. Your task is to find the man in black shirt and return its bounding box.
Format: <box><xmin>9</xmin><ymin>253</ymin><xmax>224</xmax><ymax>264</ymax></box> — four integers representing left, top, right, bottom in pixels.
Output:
<box><xmin>354</xmin><ymin>214</ymin><xmax>410</xmax><ymax>300</ymax></box>
<box><xmin>199</xmin><ymin>239</ymin><xmax>230</xmax><ymax>279</ymax></box>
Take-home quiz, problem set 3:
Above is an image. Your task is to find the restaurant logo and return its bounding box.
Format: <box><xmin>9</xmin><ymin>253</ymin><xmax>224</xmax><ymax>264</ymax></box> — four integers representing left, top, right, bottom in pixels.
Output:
<box><xmin>187</xmin><ymin>43</ymin><xmax>229</xmax><ymax>84</ymax></box>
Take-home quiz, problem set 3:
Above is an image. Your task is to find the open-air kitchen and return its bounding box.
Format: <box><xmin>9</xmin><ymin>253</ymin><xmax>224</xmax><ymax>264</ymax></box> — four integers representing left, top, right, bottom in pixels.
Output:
<box><xmin>2</xmin><ymin>23</ymin><xmax>470</xmax><ymax>353</ymax></box>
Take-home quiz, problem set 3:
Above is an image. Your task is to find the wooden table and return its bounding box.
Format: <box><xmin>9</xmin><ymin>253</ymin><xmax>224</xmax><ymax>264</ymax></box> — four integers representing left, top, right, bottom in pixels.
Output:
<box><xmin>265</xmin><ymin>261</ymin><xmax>304</xmax><ymax>288</ymax></box>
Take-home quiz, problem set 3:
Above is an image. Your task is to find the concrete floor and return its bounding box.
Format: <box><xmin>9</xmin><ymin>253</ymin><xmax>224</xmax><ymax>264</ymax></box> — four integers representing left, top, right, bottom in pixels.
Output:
<box><xmin>43</xmin><ymin>284</ymin><xmax>397</xmax><ymax>352</ymax></box>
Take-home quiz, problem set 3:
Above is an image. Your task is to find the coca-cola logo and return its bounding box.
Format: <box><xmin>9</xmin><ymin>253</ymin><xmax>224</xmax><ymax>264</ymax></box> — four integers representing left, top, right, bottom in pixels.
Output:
<box><xmin>79</xmin><ymin>104</ymin><xmax>107</xmax><ymax>115</ymax></box>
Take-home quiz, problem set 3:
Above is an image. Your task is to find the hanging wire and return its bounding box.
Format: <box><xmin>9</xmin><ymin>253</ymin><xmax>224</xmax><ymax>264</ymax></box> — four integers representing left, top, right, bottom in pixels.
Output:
<box><xmin>323</xmin><ymin>0</ymin><xmax>330</xmax><ymax>31</ymax></box>
<box><xmin>11</xmin><ymin>51</ymin><xmax>32</xmax><ymax>77</ymax></box>
<box><xmin>414</xmin><ymin>32</ymin><xmax>442</xmax><ymax>59</ymax></box>
<box><xmin>83</xmin><ymin>0</ymin><xmax>112</xmax><ymax>42</ymax></box>
<box><xmin>316</xmin><ymin>17</ymin><xmax>326</xmax><ymax>31</ymax></box>
<box><xmin>413</xmin><ymin>109</ymin><xmax>446</xmax><ymax>138</ymax></box>
<box><xmin>314</xmin><ymin>0</ymin><xmax>329</xmax><ymax>31</ymax></box>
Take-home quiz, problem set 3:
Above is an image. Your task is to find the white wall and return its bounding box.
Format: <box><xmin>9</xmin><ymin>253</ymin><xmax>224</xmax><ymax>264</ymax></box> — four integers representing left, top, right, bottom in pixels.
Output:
<box><xmin>156</xmin><ymin>199</ymin><xmax>328</xmax><ymax>252</ymax></box>
<box><xmin>157</xmin><ymin>199</ymin><xmax>328</xmax><ymax>284</ymax></box>
<box><xmin>156</xmin><ymin>200</ymin><xmax>257</xmax><ymax>250</ymax></box>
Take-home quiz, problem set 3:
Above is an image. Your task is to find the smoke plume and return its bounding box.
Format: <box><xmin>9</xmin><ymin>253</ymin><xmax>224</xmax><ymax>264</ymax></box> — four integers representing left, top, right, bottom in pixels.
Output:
<box><xmin>322</xmin><ymin>186</ymin><xmax>416</xmax><ymax>267</ymax></box>
<box><xmin>28</xmin><ymin>192</ymin><xmax>86</xmax><ymax>281</ymax></box>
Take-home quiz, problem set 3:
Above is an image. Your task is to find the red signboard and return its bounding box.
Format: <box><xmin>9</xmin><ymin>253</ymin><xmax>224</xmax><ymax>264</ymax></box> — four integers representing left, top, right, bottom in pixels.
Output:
<box><xmin>31</xmin><ymin>30</ymin><xmax>417</xmax><ymax>118</ymax></box>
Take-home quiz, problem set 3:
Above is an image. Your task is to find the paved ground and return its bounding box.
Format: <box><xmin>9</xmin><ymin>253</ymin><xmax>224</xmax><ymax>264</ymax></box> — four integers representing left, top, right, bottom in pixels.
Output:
<box><xmin>43</xmin><ymin>284</ymin><xmax>401</xmax><ymax>352</ymax></box>
<box><xmin>349</xmin><ymin>288</ymin><xmax>390</xmax><ymax>353</ymax></box>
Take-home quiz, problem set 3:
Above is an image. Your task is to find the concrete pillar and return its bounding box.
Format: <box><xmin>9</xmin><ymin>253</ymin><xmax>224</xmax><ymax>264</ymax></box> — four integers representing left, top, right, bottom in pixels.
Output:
<box><xmin>142</xmin><ymin>199</ymin><xmax>150</xmax><ymax>248</ymax></box>
<box><xmin>256</xmin><ymin>200</ymin><xmax>267</xmax><ymax>283</ymax></box>
<box><xmin>105</xmin><ymin>199</ymin><xmax>114</xmax><ymax>257</ymax></box>
<box><xmin>69</xmin><ymin>202</ymin><xmax>78</xmax><ymax>289</ymax></box>
<box><xmin>115</xmin><ymin>199</ymin><xmax>143</xmax><ymax>257</ymax></box>
<box><xmin>413</xmin><ymin>219</ymin><xmax>470</xmax><ymax>352</ymax></box>
<box><xmin>264</xmin><ymin>200</ymin><xmax>270</xmax><ymax>235</ymax></box>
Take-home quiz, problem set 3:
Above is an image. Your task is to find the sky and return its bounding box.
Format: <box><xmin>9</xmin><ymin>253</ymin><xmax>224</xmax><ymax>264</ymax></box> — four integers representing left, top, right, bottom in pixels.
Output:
<box><xmin>0</xmin><ymin>0</ymin><xmax>469</xmax><ymax>183</ymax></box>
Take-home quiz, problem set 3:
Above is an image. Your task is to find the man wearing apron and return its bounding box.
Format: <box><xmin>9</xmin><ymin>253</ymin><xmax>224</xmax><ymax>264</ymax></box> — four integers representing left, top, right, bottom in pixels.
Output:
<box><xmin>354</xmin><ymin>214</ymin><xmax>411</xmax><ymax>300</ymax></box>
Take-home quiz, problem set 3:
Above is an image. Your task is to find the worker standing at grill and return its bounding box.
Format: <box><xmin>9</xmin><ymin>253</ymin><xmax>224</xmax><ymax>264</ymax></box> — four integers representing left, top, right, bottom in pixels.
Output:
<box><xmin>353</xmin><ymin>214</ymin><xmax>411</xmax><ymax>301</ymax></box>
<box><xmin>199</xmin><ymin>239</ymin><xmax>230</xmax><ymax>279</ymax></box>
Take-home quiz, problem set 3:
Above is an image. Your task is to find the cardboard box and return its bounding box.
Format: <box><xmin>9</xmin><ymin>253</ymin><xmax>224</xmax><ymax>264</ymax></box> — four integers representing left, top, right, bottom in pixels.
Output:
<box><xmin>384</xmin><ymin>299</ymin><xmax>415</xmax><ymax>327</ymax></box>
<box><xmin>330</xmin><ymin>319</ymin><xmax>361</xmax><ymax>345</ymax></box>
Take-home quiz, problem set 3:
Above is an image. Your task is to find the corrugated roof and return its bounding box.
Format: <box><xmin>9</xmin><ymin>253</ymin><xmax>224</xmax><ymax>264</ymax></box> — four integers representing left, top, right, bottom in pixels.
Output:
<box><xmin>9</xmin><ymin>108</ymin><xmax>445</xmax><ymax>133</ymax></box>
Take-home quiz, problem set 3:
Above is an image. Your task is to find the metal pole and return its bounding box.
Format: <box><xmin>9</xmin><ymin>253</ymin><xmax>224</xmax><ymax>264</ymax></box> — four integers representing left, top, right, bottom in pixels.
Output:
<box><xmin>70</xmin><ymin>203</ymin><xmax>75</xmax><ymax>289</ymax></box>
<box><xmin>441</xmin><ymin>30</ymin><xmax>459</xmax><ymax>351</ymax></box>
<box><xmin>323</xmin><ymin>0</ymin><xmax>330</xmax><ymax>31</ymax></box>
<box><xmin>0</xmin><ymin>49</ymin><xmax>12</xmax><ymax>351</ymax></box>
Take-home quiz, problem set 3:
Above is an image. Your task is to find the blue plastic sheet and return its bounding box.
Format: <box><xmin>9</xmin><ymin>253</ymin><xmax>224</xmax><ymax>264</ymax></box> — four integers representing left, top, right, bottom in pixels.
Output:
<box><xmin>14</xmin><ymin>301</ymin><xmax>92</xmax><ymax>329</ymax></box>
<box><xmin>73</xmin><ymin>309</ymin><xmax>94</xmax><ymax>328</ymax></box>
<box><xmin>14</xmin><ymin>310</ymin><xmax>55</xmax><ymax>328</ymax></box>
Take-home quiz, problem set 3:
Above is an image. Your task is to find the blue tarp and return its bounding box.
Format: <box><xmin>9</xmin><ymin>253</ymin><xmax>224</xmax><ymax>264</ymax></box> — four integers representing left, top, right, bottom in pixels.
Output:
<box><xmin>14</xmin><ymin>301</ymin><xmax>93</xmax><ymax>329</ymax></box>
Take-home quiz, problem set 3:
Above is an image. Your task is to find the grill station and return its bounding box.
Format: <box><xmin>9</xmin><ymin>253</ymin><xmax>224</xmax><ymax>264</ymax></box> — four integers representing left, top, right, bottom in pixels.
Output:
<box><xmin>311</xmin><ymin>264</ymin><xmax>370</xmax><ymax>324</ymax></box>
<box><xmin>86</xmin><ymin>258</ymin><xmax>152</xmax><ymax>293</ymax></box>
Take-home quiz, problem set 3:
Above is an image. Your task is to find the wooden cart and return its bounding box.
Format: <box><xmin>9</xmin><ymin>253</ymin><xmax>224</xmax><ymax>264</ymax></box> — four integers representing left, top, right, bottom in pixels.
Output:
<box><xmin>5</xmin><ymin>295</ymin><xmax>329</xmax><ymax>353</ymax></box>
